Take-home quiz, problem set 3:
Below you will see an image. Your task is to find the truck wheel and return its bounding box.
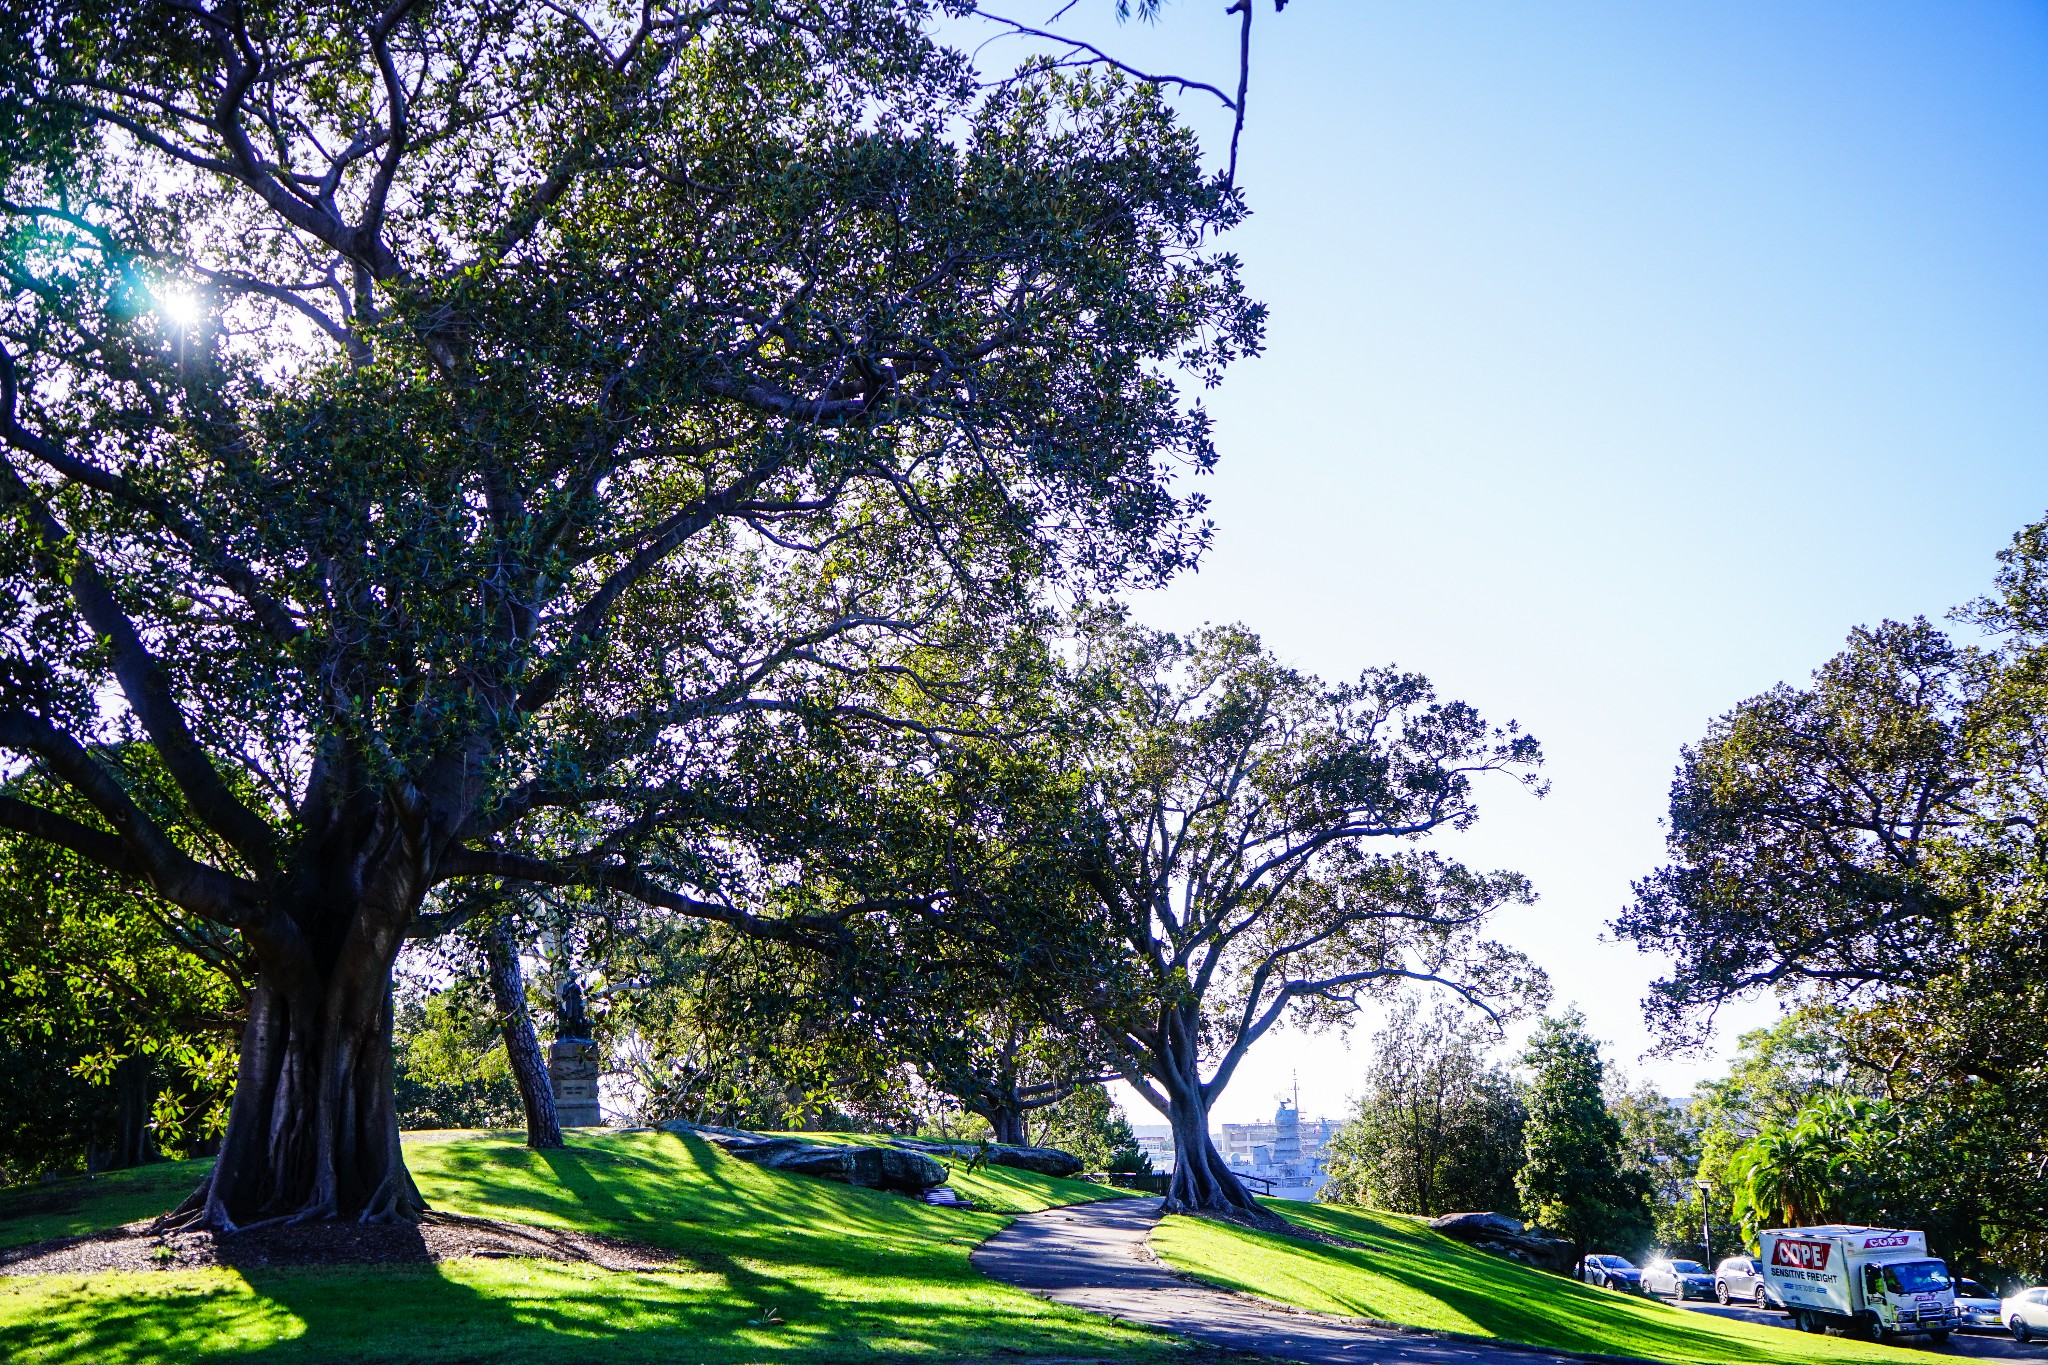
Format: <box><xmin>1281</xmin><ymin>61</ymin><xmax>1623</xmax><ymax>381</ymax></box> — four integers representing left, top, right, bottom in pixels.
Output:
<box><xmin>1803</xmin><ymin>1311</ymin><xmax>1829</xmax><ymax>1335</ymax></box>
<box><xmin>1716</xmin><ymin>1283</ymin><xmax>1730</xmax><ymax>1306</ymax></box>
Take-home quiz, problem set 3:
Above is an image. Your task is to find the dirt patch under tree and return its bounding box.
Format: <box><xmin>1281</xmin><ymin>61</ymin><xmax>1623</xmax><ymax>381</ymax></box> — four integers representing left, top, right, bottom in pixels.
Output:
<box><xmin>0</xmin><ymin>1211</ymin><xmax>685</xmax><ymax>1276</ymax></box>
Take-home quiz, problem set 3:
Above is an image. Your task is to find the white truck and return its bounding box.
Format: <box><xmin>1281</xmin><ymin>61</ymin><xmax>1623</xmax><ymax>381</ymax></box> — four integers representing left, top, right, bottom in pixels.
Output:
<box><xmin>1758</xmin><ymin>1225</ymin><xmax>1958</xmax><ymax>1343</ymax></box>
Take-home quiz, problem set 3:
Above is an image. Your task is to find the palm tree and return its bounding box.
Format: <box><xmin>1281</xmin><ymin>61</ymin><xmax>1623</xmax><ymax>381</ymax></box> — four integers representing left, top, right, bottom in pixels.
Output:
<box><xmin>1730</xmin><ymin>1093</ymin><xmax>1900</xmax><ymax>1234</ymax></box>
<box><xmin>1731</xmin><ymin>1124</ymin><xmax>1832</xmax><ymax>1231</ymax></box>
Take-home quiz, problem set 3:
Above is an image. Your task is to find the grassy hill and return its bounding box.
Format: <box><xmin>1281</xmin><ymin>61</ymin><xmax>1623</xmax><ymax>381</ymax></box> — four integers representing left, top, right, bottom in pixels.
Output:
<box><xmin>0</xmin><ymin>1128</ymin><xmax>1157</xmax><ymax>1365</ymax></box>
<box><xmin>6</xmin><ymin>1137</ymin><xmax>1958</xmax><ymax>1365</ymax></box>
<box><xmin>1151</xmin><ymin>1200</ymin><xmax>1927</xmax><ymax>1365</ymax></box>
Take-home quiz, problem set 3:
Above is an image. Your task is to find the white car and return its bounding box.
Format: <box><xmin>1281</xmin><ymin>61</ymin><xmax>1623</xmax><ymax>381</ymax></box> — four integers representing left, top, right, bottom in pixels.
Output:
<box><xmin>1642</xmin><ymin>1258</ymin><xmax>1716</xmax><ymax>1301</ymax></box>
<box><xmin>1714</xmin><ymin>1255</ymin><xmax>1781</xmax><ymax>1310</ymax></box>
<box><xmin>2004</xmin><ymin>1286</ymin><xmax>2048</xmax><ymax>1343</ymax></box>
<box><xmin>1952</xmin><ymin>1278</ymin><xmax>2002</xmax><ymax>1332</ymax></box>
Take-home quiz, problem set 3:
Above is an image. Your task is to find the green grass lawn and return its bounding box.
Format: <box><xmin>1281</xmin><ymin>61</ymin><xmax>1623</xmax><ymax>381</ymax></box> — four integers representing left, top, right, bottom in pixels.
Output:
<box><xmin>1151</xmin><ymin>1200</ymin><xmax>1928</xmax><ymax>1365</ymax></box>
<box><xmin>0</xmin><ymin>1128</ymin><xmax>1169</xmax><ymax>1365</ymax></box>
<box><xmin>0</xmin><ymin>1161</ymin><xmax>204</xmax><ymax>1247</ymax></box>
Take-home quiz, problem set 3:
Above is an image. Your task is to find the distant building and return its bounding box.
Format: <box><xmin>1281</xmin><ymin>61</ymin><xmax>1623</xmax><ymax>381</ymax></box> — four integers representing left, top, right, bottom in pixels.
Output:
<box><xmin>1126</xmin><ymin>1103</ymin><xmax>1342</xmax><ymax>1192</ymax></box>
<box><xmin>1126</xmin><ymin>1124</ymin><xmax>1176</xmax><ymax>1172</ymax></box>
<box><xmin>1219</xmin><ymin>1099</ymin><xmax>1340</xmax><ymax>1199</ymax></box>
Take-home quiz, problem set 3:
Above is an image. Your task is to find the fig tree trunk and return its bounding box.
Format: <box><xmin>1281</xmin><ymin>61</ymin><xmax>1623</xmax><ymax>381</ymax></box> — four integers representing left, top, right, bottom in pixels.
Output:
<box><xmin>970</xmin><ymin>1102</ymin><xmax>1029</xmax><ymax>1147</ymax></box>
<box><xmin>1161</xmin><ymin>1082</ymin><xmax>1260</xmax><ymax>1215</ymax></box>
<box><xmin>174</xmin><ymin>809</ymin><xmax>432</xmax><ymax>1230</ymax></box>
<box><xmin>1147</xmin><ymin>1015</ymin><xmax>1260</xmax><ymax>1215</ymax></box>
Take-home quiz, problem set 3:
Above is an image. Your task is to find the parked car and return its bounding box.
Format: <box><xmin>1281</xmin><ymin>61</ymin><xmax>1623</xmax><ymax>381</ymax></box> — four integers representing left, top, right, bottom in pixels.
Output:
<box><xmin>1714</xmin><ymin>1255</ymin><xmax>1781</xmax><ymax>1309</ymax></box>
<box><xmin>1584</xmin><ymin>1255</ymin><xmax>1645</xmax><ymax>1293</ymax></box>
<box><xmin>2004</xmin><ymin>1286</ymin><xmax>2048</xmax><ymax>1343</ymax></box>
<box><xmin>1642</xmin><ymin>1258</ymin><xmax>1716</xmax><ymax>1301</ymax></box>
<box><xmin>1953</xmin><ymin>1278</ymin><xmax>2003</xmax><ymax>1332</ymax></box>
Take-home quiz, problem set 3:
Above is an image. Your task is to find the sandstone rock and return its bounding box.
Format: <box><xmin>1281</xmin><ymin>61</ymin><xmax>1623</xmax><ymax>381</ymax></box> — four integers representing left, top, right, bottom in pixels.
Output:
<box><xmin>661</xmin><ymin>1123</ymin><xmax>946</xmax><ymax>1192</ymax></box>
<box><xmin>765</xmin><ymin>1144</ymin><xmax>947</xmax><ymax>1192</ymax></box>
<box><xmin>890</xmin><ymin>1140</ymin><xmax>1083</xmax><ymax>1178</ymax></box>
<box><xmin>1429</xmin><ymin>1211</ymin><xmax>1527</xmax><ymax>1239</ymax></box>
<box><xmin>1428</xmin><ymin>1210</ymin><xmax>1575</xmax><ymax>1274</ymax></box>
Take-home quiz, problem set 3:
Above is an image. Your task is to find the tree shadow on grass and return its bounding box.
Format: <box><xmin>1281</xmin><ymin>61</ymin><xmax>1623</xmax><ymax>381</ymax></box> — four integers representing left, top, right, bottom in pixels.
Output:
<box><xmin>0</xmin><ymin>1130</ymin><xmax>1160</xmax><ymax>1365</ymax></box>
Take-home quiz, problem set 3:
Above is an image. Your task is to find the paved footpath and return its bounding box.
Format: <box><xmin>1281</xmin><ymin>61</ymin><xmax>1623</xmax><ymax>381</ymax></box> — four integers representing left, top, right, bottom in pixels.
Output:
<box><xmin>971</xmin><ymin>1198</ymin><xmax>1625</xmax><ymax>1365</ymax></box>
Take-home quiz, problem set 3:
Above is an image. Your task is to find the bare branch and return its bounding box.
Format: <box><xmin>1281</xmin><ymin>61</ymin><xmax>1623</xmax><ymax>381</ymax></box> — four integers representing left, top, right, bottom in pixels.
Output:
<box><xmin>974</xmin><ymin>10</ymin><xmax>1238</xmax><ymax>111</ymax></box>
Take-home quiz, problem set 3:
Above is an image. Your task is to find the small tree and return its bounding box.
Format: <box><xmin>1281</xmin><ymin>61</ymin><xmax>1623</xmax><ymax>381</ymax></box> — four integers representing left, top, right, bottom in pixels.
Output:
<box><xmin>0</xmin><ymin>822</ymin><xmax>245</xmax><ymax>1178</ymax></box>
<box><xmin>1064</xmin><ymin>622</ymin><xmax>1547</xmax><ymax>1216</ymax></box>
<box><xmin>389</xmin><ymin>977</ymin><xmax>525</xmax><ymax>1133</ymax></box>
<box><xmin>1726</xmin><ymin>1093</ymin><xmax>1916</xmax><ymax>1238</ymax></box>
<box><xmin>1319</xmin><ymin>998</ymin><xmax>1524</xmax><ymax>1216</ymax></box>
<box><xmin>1516</xmin><ymin>1010</ymin><xmax>1653</xmax><ymax>1272</ymax></box>
<box><xmin>1606</xmin><ymin>1070</ymin><xmax>1700</xmax><ymax>1240</ymax></box>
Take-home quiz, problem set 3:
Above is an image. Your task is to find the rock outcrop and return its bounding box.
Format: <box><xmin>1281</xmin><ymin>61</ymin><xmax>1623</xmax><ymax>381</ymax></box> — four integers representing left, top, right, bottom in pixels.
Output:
<box><xmin>665</xmin><ymin>1124</ymin><xmax>947</xmax><ymax>1192</ymax></box>
<box><xmin>1427</xmin><ymin>1211</ymin><xmax>1576</xmax><ymax>1274</ymax></box>
<box><xmin>891</xmin><ymin>1140</ymin><xmax>1084</xmax><ymax>1178</ymax></box>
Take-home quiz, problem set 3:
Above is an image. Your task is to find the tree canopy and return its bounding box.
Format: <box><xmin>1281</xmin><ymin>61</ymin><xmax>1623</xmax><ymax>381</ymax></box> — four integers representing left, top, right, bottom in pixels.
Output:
<box><xmin>0</xmin><ymin>0</ymin><xmax>1260</xmax><ymax>1225</ymax></box>
<box><xmin>1620</xmin><ymin>512</ymin><xmax>2048</xmax><ymax>1278</ymax></box>
<box><xmin>1615</xmin><ymin>617</ymin><xmax>1973</xmax><ymax>1038</ymax></box>
<box><xmin>1317</xmin><ymin>997</ymin><xmax>1525</xmax><ymax>1218</ymax></box>
<box><xmin>1053</xmin><ymin>620</ymin><xmax>1547</xmax><ymax>1214</ymax></box>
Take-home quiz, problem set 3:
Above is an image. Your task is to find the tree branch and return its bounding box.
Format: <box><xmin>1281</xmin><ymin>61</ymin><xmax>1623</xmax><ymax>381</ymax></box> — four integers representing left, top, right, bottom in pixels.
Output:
<box><xmin>515</xmin><ymin>446</ymin><xmax>798</xmax><ymax>714</ymax></box>
<box><xmin>0</xmin><ymin>426</ymin><xmax>279</xmax><ymax>879</ymax></box>
<box><xmin>0</xmin><ymin>714</ymin><xmax>263</xmax><ymax>925</ymax></box>
<box><xmin>437</xmin><ymin>847</ymin><xmax>851</xmax><ymax>949</ymax></box>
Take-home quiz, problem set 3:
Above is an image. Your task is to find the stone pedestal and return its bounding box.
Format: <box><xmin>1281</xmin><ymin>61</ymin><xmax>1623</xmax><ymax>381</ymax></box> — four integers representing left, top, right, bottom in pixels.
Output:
<box><xmin>549</xmin><ymin>1038</ymin><xmax>602</xmax><ymax>1127</ymax></box>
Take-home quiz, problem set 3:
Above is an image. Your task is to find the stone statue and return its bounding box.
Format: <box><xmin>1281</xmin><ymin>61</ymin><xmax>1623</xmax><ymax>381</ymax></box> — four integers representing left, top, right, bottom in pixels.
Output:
<box><xmin>554</xmin><ymin>973</ymin><xmax>590</xmax><ymax>1041</ymax></box>
<box><xmin>548</xmin><ymin>971</ymin><xmax>601</xmax><ymax>1127</ymax></box>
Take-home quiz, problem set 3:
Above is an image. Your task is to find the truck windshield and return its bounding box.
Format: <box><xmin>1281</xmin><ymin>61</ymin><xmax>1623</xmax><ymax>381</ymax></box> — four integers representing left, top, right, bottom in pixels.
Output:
<box><xmin>1882</xmin><ymin>1262</ymin><xmax>1952</xmax><ymax>1295</ymax></box>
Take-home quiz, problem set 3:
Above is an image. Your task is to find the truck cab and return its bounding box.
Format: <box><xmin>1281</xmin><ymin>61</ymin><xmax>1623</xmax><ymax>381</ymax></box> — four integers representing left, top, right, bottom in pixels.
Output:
<box><xmin>1858</xmin><ymin>1258</ymin><xmax>1956</xmax><ymax>1341</ymax></box>
<box><xmin>1759</xmin><ymin>1225</ymin><xmax>1959</xmax><ymax>1343</ymax></box>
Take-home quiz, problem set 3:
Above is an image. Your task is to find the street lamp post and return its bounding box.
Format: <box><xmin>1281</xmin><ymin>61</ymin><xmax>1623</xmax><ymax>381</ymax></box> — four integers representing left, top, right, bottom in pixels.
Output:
<box><xmin>1696</xmin><ymin>1180</ymin><xmax>1714</xmax><ymax>1267</ymax></box>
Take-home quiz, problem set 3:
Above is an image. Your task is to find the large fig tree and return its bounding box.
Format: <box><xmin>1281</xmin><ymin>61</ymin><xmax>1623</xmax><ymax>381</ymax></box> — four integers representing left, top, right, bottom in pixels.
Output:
<box><xmin>1068</xmin><ymin>622</ymin><xmax>1548</xmax><ymax>1216</ymax></box>
<box><xmin>0</xmin><ymin>0</ymin><xmax>1258</xmax><ymax>1226</ymax></box>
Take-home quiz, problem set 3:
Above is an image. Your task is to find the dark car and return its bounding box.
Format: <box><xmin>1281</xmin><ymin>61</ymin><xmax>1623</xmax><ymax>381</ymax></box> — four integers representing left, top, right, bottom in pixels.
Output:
<box><xmin>1642</xmin><ymin>1258</ymin><xmax>1715</xmax><ymax>1301</ymax></box>
<box><xmin>1954</xmin><ymin>1277</ymin><xmax>2003</xmax><ymax>1332</ymax></box>
<box><xmin>1584</xmin><ymin>1255</ymin><xmax>1645</xmax><ymax>1293</ymax></box>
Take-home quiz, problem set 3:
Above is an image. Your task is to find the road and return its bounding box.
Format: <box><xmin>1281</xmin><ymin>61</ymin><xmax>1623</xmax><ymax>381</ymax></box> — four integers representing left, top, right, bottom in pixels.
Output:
<box><xmin>973</xmin><ymin>1198</ymin><xmax>1637</xmax><ymax>1365</ymax></box>
<box><xmin>1664</xmin><ymin>1297</ymin><xmax>2048</xmax><ymax>1359</ymax></box>
<box><xmin>973</xmin><ymin>1196</ymin><xmax>2048</xmax><ymax>1365</ymax></box>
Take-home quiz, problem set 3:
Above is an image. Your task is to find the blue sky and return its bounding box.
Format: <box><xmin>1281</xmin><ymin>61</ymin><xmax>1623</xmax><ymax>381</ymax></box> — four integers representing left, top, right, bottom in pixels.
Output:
<box><xmin>974</xmin><ymin>2</ymin><xmax>2048</xmax><ymax>1120</ymax></box>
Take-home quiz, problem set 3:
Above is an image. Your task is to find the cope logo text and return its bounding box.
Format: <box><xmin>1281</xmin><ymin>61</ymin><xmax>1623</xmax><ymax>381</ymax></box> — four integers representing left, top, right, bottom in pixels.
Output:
<box><xmin>1772</xmin><ymin>1242</ymin><xmax>1832</xmax><ymax>1271</ymax></box>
